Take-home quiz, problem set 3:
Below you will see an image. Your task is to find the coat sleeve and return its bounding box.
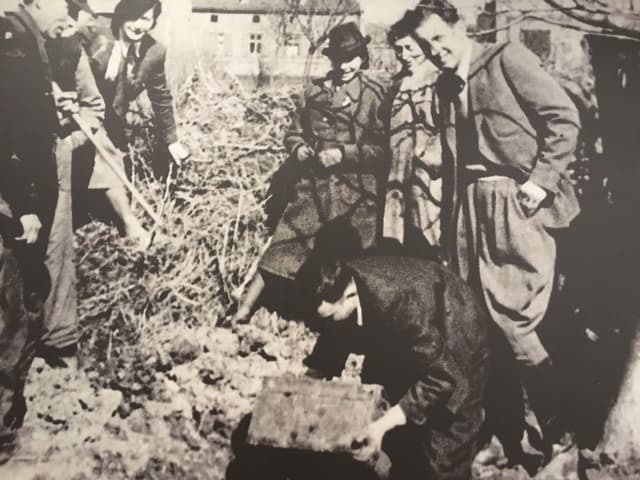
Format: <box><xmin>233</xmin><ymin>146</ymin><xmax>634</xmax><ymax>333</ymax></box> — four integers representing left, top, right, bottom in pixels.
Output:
<box><xmin>394</xmin><ymin>290</ymin><xmax>464</xmax><ymax>426</ymax></box>
<box><xmin>71</xmin><ymin>50</ymin><xmax>106</xmax><ymax>148</ymax></box>
<box><xmin>0</xmin><ymin>22</ymin><xmax>38</xmax><ymax>217</ymax></box>
<box><xmin>340</xmin><ymin>85</ymin><xmax>386</xmax><ymax>171</ymax></box>
<box><xmin>146</xmin><ymin>47</ymin><xmax>178</xmax><ymax>146</ymax></box>
<box><xmin>500</xmin><ymin>42</ymin><xmax>580</xmax><ymax>194</ymax></box>
<box><xmin>303</xmin><ymin>323</ymin><xmax>355</xmax><ymax>379</ymax></box>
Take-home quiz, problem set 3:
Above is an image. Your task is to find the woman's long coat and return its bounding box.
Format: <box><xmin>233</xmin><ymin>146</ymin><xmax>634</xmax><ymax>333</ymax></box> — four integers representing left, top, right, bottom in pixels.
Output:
<box><xmin>383</xmin><ymin>64</ymin><xmax>443</xmax><ymax>252</ymax></box>
<box><xmin>260</xmin><ymin>72</ymin><xmax>387</xmax><ymax>280</ymax></box>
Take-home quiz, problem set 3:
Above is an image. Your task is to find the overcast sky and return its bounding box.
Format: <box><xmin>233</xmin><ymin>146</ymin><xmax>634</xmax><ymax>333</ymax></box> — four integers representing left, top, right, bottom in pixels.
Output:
<box><xmin>360</xmin><ymin>0</ymin><xmax>420</xmax><ymax>25</ymax></box>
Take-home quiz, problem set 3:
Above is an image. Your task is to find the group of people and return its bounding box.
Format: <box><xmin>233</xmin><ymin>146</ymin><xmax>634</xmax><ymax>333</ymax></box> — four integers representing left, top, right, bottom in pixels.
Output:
<box><xmin>0</xmin><ymin>0</ymin><xmax>187</xmax><ymax>455</ymax></box>
<box><xmin>232</xmin><ymin>1</ymin><xmax>583</xmax><ymax>479</ymax></box>
<box><xmin>1</xmin><ymin>0</ymin><xmax>588</xmax><ymax>477</ymax></box>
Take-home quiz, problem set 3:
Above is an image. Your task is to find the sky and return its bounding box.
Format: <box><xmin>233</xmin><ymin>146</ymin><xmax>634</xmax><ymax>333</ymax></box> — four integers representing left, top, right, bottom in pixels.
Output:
<box><xmin>360</xmin><ymin>0</ymin><xmax>419</xmax><ymax>25</ymax></box>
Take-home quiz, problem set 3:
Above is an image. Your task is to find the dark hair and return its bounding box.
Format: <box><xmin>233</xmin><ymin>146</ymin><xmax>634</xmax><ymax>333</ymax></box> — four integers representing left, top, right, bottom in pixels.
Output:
<box><xmin>296</xmin><ymin>217</ymin><xmax>362</xmax><ymax>309</ymax></box>
<box><xmin>387</xmin><ymin>9</ymin><xmax>424</xmax><ymax>46</ymax></box>
<box><xmin>415</xmin><ymin>0</ymin><xmax>460</xmax><ymax>25</ymax></box>
<box><xmin>111</xmin><ymin>0</ymin><xmax>162</xmax><ymax>37</ymax></box>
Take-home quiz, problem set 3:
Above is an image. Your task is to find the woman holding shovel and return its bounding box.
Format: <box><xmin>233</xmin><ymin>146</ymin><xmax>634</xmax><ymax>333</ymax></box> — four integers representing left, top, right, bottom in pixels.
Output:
<box><xmin>233</xmin><ymin>22</ymin><xmax>387</xmax><ymax>324</ymax></box>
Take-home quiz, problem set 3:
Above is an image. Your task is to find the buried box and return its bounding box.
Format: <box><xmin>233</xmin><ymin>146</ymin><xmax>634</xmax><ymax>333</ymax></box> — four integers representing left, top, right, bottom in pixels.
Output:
<box><xmin>246</xmin><ymin>374</ymin><xmax>391</xmax><ymax>477</ymax></box>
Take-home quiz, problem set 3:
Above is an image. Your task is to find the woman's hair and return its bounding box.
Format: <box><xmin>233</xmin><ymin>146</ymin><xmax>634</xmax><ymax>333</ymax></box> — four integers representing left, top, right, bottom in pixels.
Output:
<box><xmin>111</xmin><ymin>0</ymin><xmax>162</xmax><ymax>37</ymax></box>
<box><xmin>387</xmin><ymin>9</ymin><xmax>424</xmax><ymax>47</ymax></box>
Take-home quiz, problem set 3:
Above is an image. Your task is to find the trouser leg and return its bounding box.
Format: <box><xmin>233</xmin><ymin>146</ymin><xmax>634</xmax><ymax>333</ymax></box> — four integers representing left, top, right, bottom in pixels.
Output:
<box><xmin>458</xmin><ymin>178</ymin><xmax>560</xmax><ymax>455</ymax></box>
<box><xmin>41</xmin><ymin>138</ymin><xmax>78</xmax><ymax>349</ymax></box>
<box><xmin>0</xmin><ymin>242</ymin><xmax>43</xmax><ymax>450</ymax></box>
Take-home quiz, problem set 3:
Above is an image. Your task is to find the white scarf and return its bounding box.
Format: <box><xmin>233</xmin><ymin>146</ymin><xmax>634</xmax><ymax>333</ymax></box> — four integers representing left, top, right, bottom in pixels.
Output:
<box><xmin>104</xmin><ymin>39</ymin><xmax>140</xmax><ymax>82</ymax></box>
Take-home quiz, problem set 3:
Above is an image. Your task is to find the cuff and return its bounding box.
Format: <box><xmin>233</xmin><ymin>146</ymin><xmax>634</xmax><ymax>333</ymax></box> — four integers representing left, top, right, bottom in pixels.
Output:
<box><xmin>398</xmin><ymin>396</ymin><xmax>429</xmax><ymax>427</ymax></box>
<box><xmin>529</xmin><ymin>160</ymin><xmax>561</xmax><ymax>195</ymax></box>
<box><xmin>342</xmin><ymin>144</ymin><xmax>359</xmax><ymax>162</ymax></box>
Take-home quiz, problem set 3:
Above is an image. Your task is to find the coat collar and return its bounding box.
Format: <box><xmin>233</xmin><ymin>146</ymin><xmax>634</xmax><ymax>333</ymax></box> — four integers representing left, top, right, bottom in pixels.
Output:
<box><xmin>469</xmin><ymin>40</ymin><xmax>509</xmax><ymax>79</ymax></box>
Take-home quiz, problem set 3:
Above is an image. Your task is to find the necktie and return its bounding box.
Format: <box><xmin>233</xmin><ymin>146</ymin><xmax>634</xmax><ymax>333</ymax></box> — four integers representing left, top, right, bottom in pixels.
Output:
<box><xmin>436</xmin><ymin>70</ymin><xmax>466</xmax><ymax>104</ymax></box>
<box><xmin>124</xmin><ymin>42</ymin><xmax>137</xmax><ymax>82</ymax></box>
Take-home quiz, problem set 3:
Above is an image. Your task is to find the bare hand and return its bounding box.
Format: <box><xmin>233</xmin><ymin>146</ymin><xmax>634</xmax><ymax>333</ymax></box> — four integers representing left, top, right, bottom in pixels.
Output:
<box><xmin>54</xmin><ymin>91</ymin><xmax>79</xmax><ymax>117</ymax></box>
<box><xmin>16</xmin><ymin>214</ymin><xmax>42</xmax><ymax>244</ymax></box>
<box><xmin>168</xmin><ymin>141</ymin><xmax>191</xmax><ymax>168</ymax></box>
<box><xmin>317</xmin><ymin>148</ymin><xmax>342</xmax><ymax>168</ymax></box>
<box><xmin>517</xmin><ymin>180</ymin><xmax>548</xmax><ymax>217</ymax></box>
<box><xmin>296</xmin><ymin>144</ymin><xmax>315</xmax><ymax>162</ymax></box>
<box><xmin>351</xmin><ymin>421</ymin><xmax>386</xmax><ymax>463</ymax></box>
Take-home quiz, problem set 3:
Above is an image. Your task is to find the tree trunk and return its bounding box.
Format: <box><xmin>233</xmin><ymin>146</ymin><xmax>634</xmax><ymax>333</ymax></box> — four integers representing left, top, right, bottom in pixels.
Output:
<box><xmin>599</xmin><ymin>329</ymin><xmax>640</xmax><ymax>461</ymax></box>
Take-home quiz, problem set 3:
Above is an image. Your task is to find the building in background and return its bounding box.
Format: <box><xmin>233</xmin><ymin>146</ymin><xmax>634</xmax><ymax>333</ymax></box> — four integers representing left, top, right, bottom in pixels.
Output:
<box><xmin>190</xmin><ymin>0</ymin><xmax>362</xmax><ymax>80</ymax></box>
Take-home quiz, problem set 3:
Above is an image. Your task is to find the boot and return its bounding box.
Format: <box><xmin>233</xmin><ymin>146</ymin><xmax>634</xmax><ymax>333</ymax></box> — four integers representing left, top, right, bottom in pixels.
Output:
<box><xmin>521</xmin><ymin>358</ymin><xmax>568</xmax><ymax>462</ymax></box>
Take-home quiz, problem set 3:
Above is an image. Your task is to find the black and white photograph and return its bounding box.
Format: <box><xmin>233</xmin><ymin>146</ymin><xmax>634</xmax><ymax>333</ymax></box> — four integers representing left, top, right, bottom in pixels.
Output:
<box><xmin>1</xmin><ymin>0</ymin><xmax>639</xmax><ymax>478</ymax></box>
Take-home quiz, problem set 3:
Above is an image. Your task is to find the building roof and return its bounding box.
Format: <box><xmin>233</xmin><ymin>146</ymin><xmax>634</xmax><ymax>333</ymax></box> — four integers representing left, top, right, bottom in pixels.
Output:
<box><xmin>192</xmin><ymin>0</ymin><xmax>361</xmax><ymax>15</ymax></box>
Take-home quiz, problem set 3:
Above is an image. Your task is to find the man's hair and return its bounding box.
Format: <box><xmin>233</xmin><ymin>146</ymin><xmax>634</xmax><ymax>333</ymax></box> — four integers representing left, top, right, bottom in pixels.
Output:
<box><xmin>415</xmin><ymin>0</ymin><xmax>460</xmax><ymax>25</ymax></box>
<box><xmin>296</xmin><ymin>217</ymin><xmax>362</xmax><ymax>309</ymax></box>
<box><xmin>111</xmin><ymin>0</ymin><xmax>162</xmax><ymax>37</ymax></box>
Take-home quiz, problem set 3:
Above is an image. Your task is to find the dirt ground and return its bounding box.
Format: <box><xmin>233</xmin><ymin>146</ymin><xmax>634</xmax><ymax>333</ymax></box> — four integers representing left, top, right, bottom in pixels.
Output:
<box><xmin>0</xmin><ymin>305</ymin><xmax>593</xmax><ymax>480</ymax></box>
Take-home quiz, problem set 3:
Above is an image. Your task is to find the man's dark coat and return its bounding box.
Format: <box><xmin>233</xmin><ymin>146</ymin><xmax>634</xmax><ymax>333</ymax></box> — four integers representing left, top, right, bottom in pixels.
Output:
<box><xmin>305</xmin><ymin>256</ymin><xmax>489</xmax><ymax>477</ymax></box>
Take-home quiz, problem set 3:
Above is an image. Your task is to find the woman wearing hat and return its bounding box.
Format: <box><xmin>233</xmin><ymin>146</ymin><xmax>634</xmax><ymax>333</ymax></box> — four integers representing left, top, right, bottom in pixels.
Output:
<box><xmin>84</xmin><ymin>0</ymin><xmax>189</xmax><ymax>180</ymax></box>
<box><xmin>233</xmin><ymin>22</ymin><xmax>387</xmax><ymax>324</ymax></box>
<box><xmin>382</xmin><ymin>9</ymin><xmax>443</xmax><ymax>259</ymax></box>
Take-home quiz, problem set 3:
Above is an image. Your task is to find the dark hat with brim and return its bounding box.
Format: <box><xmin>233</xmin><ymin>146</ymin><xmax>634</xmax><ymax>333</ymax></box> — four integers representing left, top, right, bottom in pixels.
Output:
<box><xmin>67</xmin><ymin>0</ymin><xmax>97</xmax><ymax>17</ymax></box>
<box><xmin>322</xmin><ymin>21</ymin><xmax>371</xmax><ymax>60</ymax></box>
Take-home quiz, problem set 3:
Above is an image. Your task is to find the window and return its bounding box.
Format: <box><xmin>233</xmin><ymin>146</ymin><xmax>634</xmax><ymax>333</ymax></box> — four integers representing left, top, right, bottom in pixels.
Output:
<box><xmin>252</xmin><ymin>15</ymin><xmax>261</xmax><ymax>23</ymax></box>
<box><xmin>210</xmin><ymin>14</ymin><xmax>218</xmax><ymax>23</ymax></box>
<box><xmin>249</xmin><ymin>33</ymin><xmax>262</xmax><ymax>54</ymax></box>
<box><xmin>215</xmin><ymin>33</ymin><xmax>225</xmax><ymax>54</ymax></box>
<box><xmin>520</xmin><ymin>29</ymin><xmax>551</xmax><ymax>61</ymax></box>
<box><xmin>285</xmin><ymin>34</ymin><xmax>301</xmax><ymax>57</ymax></box>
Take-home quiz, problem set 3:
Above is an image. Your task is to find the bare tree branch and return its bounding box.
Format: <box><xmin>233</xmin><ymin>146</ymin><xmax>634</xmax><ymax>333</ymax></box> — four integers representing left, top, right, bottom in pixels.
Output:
<box><xmin>541</xmin><ymin>0</ymin><xmax>640</xmax><ymax>37</ymax></box>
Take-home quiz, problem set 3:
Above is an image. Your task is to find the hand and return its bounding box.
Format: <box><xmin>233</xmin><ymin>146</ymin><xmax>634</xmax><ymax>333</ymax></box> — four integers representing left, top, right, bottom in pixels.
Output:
<box><xmin>296</xmin><ymin>144</ymin><xmax>315</xmax><ymax>162</ymax></box>
<box><xmin>517</xmin><ymin>180</ymin><xmax>548</xmax><ymax>217</ymax></box>
<box><xmin>54</xmin><ymin>91</ymin><xmax>79</xmax><ymax>117</ymax></box>
<box><xmin>350</xmin><ymin>405</ymin><xmax>407</xmax><ymax>463</ymax></box>
<box><xmin>168</xmin><ymin>141</ymin><xmax>191</xmax><ymax>168</ymax></box>
<box><xmin>317</xmin><ymin>148</ymin><xmax>343</xmax><ymax>168</ymax></box>
<box><xmin>351</xmin><ymin>421</ymin><xmax>387</xmax><ymax>463</ymax></box>
<box><xmin>16</xmin><ymin>214</ymin><xmax>42</xmax><ymax>244</ymax></box>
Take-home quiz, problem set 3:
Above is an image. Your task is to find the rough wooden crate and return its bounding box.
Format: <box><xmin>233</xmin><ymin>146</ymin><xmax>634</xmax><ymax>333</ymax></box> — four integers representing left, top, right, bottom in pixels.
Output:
<box><xmin>247</xmin><ymin>374</ymin><xmax>386</xmax><ymax>453</ymax></box>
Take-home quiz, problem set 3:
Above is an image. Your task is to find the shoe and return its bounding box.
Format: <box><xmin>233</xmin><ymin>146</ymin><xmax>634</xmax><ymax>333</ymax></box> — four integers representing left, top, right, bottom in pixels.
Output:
<box><xmin>35</xmin><ymin>343</ymin><xmax>78</xmax><ymax>369</ymax></box>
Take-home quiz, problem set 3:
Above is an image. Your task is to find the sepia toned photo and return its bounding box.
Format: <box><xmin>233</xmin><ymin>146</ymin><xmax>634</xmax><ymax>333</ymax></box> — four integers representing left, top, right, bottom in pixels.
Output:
<box><xmin>1</xmin><ymin>0</ymin><xmax>639</xmax><ymax>478</ymax></box>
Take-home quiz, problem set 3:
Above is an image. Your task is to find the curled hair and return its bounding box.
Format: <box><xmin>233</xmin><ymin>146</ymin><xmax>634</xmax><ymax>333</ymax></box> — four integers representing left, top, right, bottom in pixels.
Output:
<box><xmin>415</xmin><ymin>0</ymin><xmax>460</xmax><ymax>25</ymax></box>
<box><xmin>387</xmin><ymin>9</ymin><xmax>424</xmax><ymax>47</ymax></box>
<box><xmin>111</xmin><ymin>0</ymin><xmax>162</xmax><ymax>37</ymax></box>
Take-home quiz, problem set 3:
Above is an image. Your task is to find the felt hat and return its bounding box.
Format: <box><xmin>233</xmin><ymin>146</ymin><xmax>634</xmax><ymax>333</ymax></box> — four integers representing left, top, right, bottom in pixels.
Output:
<box><xmin>322</xmin><ymin>22</ymin><xmax>371</xmax><ymax>60</ymax></box>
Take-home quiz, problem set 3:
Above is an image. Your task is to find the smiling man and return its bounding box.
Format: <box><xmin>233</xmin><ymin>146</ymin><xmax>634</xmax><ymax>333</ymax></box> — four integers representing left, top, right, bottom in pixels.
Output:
<box><xmin>299</xmin><ymin>254</ymin><xmax>489</xmax><ymax>480</ymax></box>
<box><xmin>412</xmin><ymin>0</ymin><xmax>581</xmax><ymax>469</ymax></box>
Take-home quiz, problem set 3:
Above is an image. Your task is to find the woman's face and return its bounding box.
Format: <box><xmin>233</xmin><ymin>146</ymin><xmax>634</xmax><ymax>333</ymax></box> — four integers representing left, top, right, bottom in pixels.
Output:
<box><xmin>394</xmin><ymin>35</ymin><xmax>427</xmax><ymax>73</ymax></box>
<box><xmin>332</xmin><ymin>55</ymin><xmax>364</xmax><ymax>84</ymax></box>
<box><xmin>120</xmin><ymin>7</ymin><xmax>156</xmax><ymax>42</ymax></box>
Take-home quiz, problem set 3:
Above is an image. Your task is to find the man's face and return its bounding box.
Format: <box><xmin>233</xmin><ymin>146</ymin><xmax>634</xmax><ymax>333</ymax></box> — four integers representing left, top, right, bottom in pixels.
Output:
<box><xmin>120</xmin><ymin>7</ymin><xmax>155</xmax><ymax>42</ymax></box>
<box><xmin>415</xmin><ymin>14</ymin><xmax>467</xmax><ymax>71</ymax></box>
<box><xmin>317</xmin><ymin>279</ymin><xmax>359</xmax><ymax>323</ymax></box>
<box><xmin>331</xmin><ymin>54</ymin><xmax>363</xmax><ymax>84</ymax></box>
<box><xmin>29</xmin><ymin>0</ymin><xmax>73</xmax><ymax>38</ymax></box>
